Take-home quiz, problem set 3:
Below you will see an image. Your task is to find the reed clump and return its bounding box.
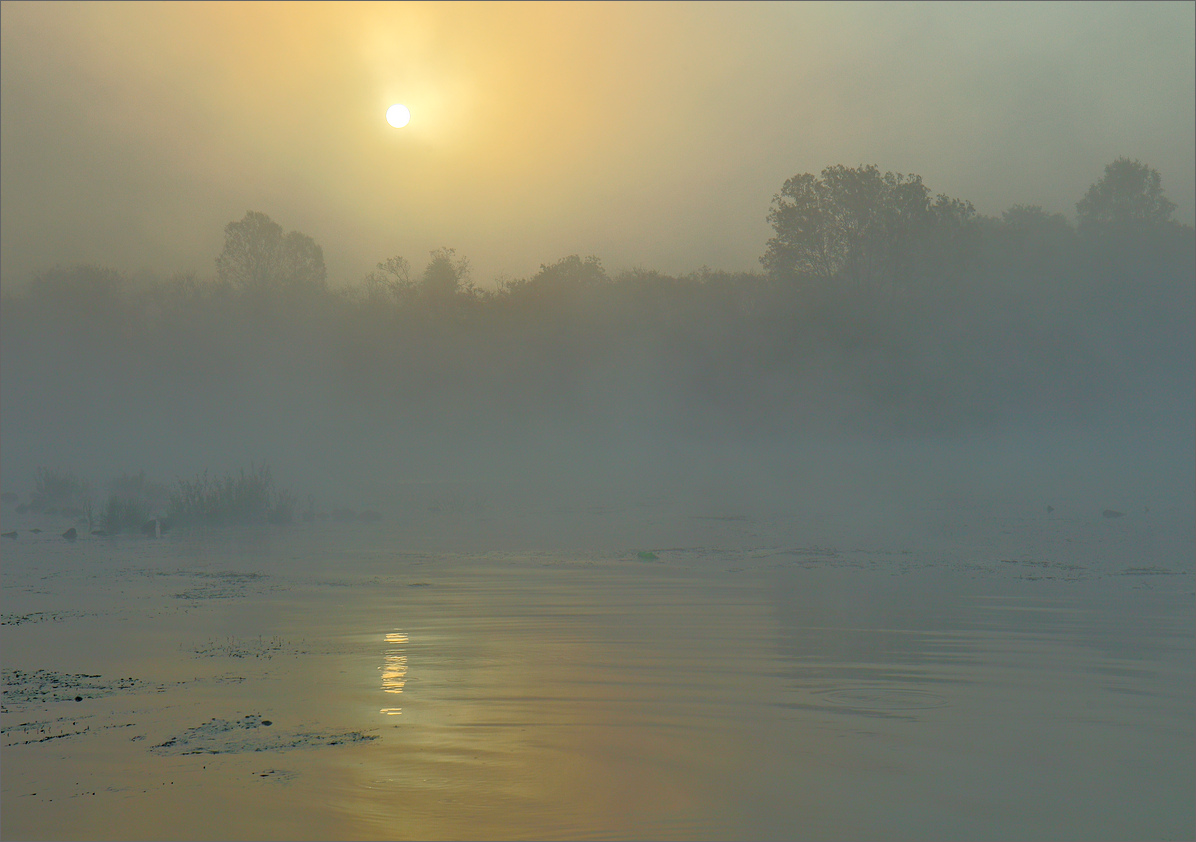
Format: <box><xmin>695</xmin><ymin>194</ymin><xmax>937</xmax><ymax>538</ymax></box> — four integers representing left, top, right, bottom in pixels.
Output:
<box><xmin>168</xmin><ymin>464</ymin><xmax>295</xmax><ymax>526</ymax></box>
<box><xmin>100</xmin><ymin>470</ymin><xmax>168</xmax><ymax>534</ymax></box>
<box><xmin>101</xmin><ymin>495</ymin><xmax>152</xmax><ymax>534</ymax></box>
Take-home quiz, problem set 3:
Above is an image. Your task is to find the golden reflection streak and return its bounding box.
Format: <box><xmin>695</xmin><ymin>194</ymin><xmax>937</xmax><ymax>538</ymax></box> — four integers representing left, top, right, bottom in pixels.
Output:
<box><xmin>380</xmin><ymin>631</ymin><xmax>408</xmax><ymax>715</ymax></box>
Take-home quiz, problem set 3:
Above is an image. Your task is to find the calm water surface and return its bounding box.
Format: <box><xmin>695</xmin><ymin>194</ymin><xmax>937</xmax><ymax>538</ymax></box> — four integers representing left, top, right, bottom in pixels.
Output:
<box><xmin>2</xmin><ymin>492</ymin><xmax>1192</xmax><ymax>840</ymax></box>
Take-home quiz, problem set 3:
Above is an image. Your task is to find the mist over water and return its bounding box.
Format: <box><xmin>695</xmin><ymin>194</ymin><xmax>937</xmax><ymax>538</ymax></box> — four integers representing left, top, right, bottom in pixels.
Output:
<box><xmin>2</xmin><ymin>213</ymin><xmax>1192</xmax><ymax>518</ymax></box>
<box><xmin>3</xmin><ymin>2</ymin><xmax>1194</xmax><ymax>836</ymax></box>
<box><xmin>2</xmin><ymin>109</ymin><xmax>1194</xmax><ymax>842</ymax></box>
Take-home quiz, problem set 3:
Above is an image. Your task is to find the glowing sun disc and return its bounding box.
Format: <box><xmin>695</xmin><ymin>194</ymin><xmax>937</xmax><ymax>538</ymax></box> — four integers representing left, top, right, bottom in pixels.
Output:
<box><xmin>386</xmin><ymin>103</ymin><xmax>411</xmax><ymax>128</ymax></box>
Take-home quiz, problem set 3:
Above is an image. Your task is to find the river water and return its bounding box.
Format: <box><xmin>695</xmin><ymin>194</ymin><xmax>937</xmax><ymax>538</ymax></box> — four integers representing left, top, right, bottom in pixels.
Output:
<box><xmin>2</xmin><ymin>467</ymin><xmax>1193</xmax><ymax>840</ymax></box>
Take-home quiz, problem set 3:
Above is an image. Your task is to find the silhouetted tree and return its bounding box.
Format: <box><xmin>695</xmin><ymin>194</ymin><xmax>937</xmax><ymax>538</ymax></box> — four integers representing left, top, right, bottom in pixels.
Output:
<box><xmin>362</xmin><ymin>255</ymin><xmax>414</xmax><ymax>303</ymax></box>
<box><xmin>420</xmin><ymin>247</ymin><xmax>470</xmax><ymax>298</ymax></box>
<box><xmin>761</xmin><ymin>164</ymin><xmax>977</xmax><ymax>292</ymax></box>
<box><xmin>501</xmin><ymin>254</ymin><xmax>608</xmax><ymax>301</ymax></box>
<box><xmin>534</xmin><ymin>254</ymin><xmax>607</xmax><ymax>288</ymax></box>
<box><xmin>921</xmin><ymin>194</ymin><xmax>982</xmax><ymax>284</ymax></box>
<box><xmin>1076</xmin><ymin>157</ymin><xmax>1177</xmax><ymax>235</ymax></box>
<box><xmin>1072</xmin><ymin>159</ymin><xmax>1194</xmax><ymax>380</ymax></box>
<box><xmin>216</xmin><ymin>211</ymin><xmax>327</xmax><ymax>296</ymax></box>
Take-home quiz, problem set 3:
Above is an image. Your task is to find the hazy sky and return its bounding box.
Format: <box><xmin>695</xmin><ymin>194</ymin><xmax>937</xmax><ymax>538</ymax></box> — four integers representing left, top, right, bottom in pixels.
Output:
<box><xmin>2</xmin><ymin>1</ymin><xmax>1193</xmax><ymax>289</ymax></box>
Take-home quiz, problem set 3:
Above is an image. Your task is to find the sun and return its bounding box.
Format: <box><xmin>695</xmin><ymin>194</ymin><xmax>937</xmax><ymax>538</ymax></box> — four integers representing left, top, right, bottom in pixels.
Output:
<box><xmin>386</xmin><ymin>103</ymin><xmax>411</xmax><ymax>128</ymax></box>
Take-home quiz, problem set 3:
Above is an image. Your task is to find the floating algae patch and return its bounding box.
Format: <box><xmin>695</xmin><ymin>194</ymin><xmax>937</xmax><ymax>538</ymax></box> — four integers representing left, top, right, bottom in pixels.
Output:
<box><xmin>189</xmin><ymin>635</ymin><xmax>313</xmax><ymax>660</ymax></box>
<box><xmin>171</xmin><ymin>570</ymin><xmax>272</xmax><ymax>600</ymax></box>
<box><xmin>152</xmin><ymin>714</ymin><xmax>377</xmax><ymax>755</ymax></box>
<box><xmin>1</xmin><ymin>610</ymin><xmax>89</xmax><ymax>626</ymax></box>
<box><xmin>2</xmin><ymin>714</ymin><xmax>137</xmax><ymax>747</ymax></box>
<box><xmin>2</xmin><ymin>669</ymin><xmax>146</xmax><ymax>708</ymax></box>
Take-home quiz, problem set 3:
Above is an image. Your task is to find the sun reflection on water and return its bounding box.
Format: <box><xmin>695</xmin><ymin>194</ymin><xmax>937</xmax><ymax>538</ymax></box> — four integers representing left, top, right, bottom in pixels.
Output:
<box><xmin>379</xmin><ymin>631</ymin><xmax>407</xmax><ymax>715</ymax></box>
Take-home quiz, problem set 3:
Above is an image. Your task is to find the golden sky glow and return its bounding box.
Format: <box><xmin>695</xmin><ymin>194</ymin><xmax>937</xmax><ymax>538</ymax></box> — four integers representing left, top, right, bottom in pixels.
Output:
<box><xmin>2</xmin><ymin>1</ymin><xmax>1193</xmax><ymax>287</ymax></box>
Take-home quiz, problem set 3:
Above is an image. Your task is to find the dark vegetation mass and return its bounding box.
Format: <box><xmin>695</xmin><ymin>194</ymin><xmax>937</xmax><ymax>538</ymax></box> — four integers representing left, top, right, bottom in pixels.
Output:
<box><xmin>1</xmin><ymin>158</ymin><xmax>1192</xmax><ymax>503</ymax></box>
<box><xmin>10</xmin><ymin>464</ymin><xmax>295</xmax><ymax>532</ymax></box>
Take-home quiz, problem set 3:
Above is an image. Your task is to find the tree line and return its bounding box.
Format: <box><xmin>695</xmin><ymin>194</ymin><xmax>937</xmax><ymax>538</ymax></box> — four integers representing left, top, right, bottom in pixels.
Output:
<box><xmin>201</xmin><ymin>156</ymin><xmax>1188</xmax><ymax>304</ymax></box>
<box><xmin>2</xmin><ymin>157</ymin><xmax>1192</xmax><ymax>446</ymax></box>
